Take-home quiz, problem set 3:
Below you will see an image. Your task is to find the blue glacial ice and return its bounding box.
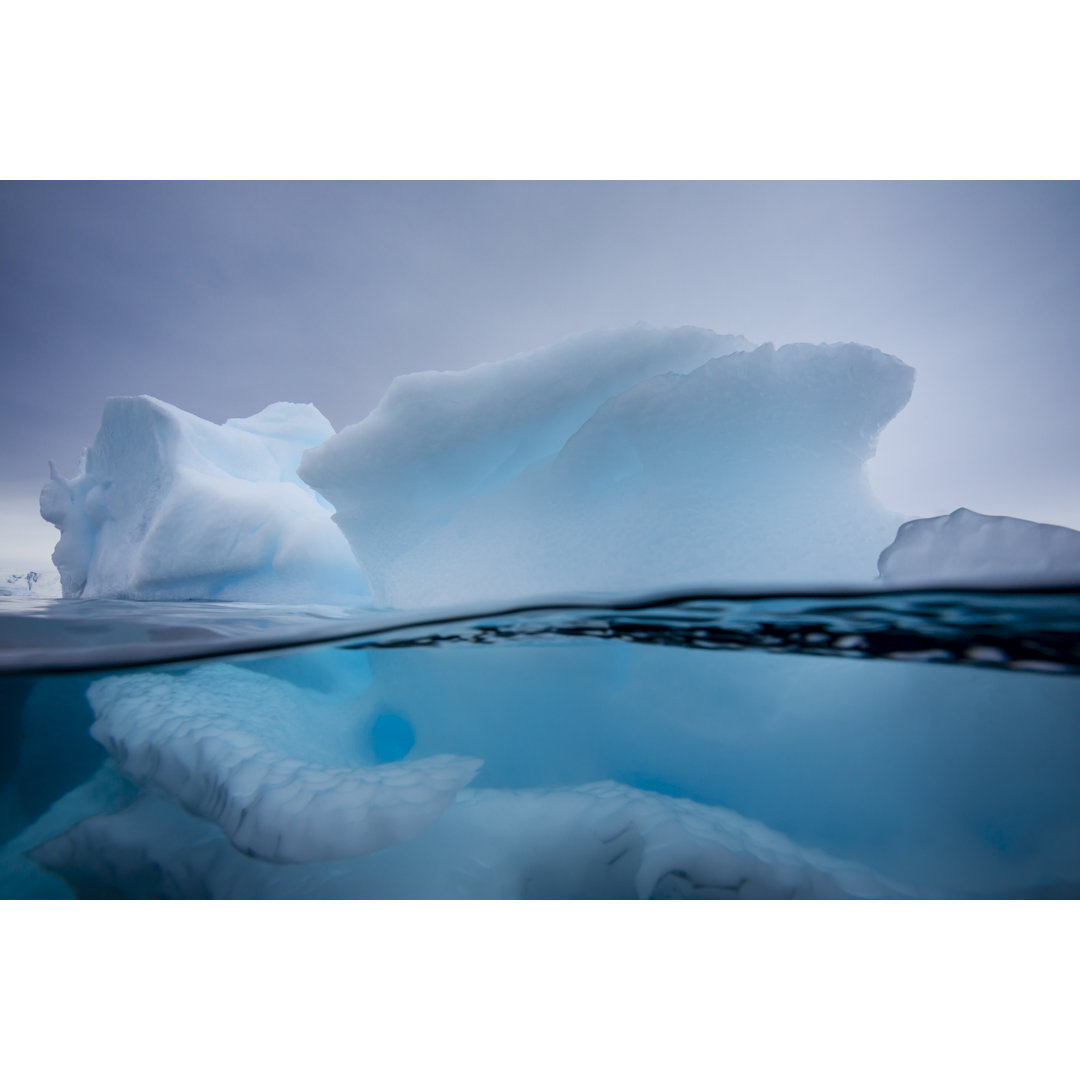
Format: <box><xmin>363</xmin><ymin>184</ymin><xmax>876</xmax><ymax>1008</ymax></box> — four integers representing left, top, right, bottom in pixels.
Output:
<box><xmin>26</xmin><ymin>662</ymin><xmax>915</xmax><ymax>899</ymax></box>
<box><xmin>86</xmin><ymin>665</ymin><xmax>482</xmax><ymax>862</ymax></box>
<box><xmin>299</xmin><ymin>328</ymin><xmax>915</xmax><ymax>607</ymax></box>
<box><xmin>31</xmin><ymin>779</ymin><xmax>914</xmax><ymax>900</ymax></box>
<box><xmin>39</xmin><ymin>396</ymin><xmax>369</xmax><ymax>603</ymax></box>
<box><xmin>13</xmin><ymin>636</ymin><xmax>1078</xmax><ymax>900</ymax></box>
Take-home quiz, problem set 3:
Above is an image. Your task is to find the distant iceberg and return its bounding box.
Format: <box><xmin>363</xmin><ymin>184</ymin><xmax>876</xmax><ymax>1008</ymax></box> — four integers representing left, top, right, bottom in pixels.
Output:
<box><xmin>879</xmin><ymin>508</ymin><xmax>1080</xmax><ymax>586</ymax></box>
<box><xmin>300</xmin><ymin>327</ymin><xmax>915</xmax><ymax>607</ymax></box>
<box><xmin>0</xmin><ymin>568</ymin><xmax>60</xmax><ymax>598</ymax></box>
<box><xmin>40</xmin><ymin>396</ymin><xmax>369</xmax><ymax>603</ymax></box>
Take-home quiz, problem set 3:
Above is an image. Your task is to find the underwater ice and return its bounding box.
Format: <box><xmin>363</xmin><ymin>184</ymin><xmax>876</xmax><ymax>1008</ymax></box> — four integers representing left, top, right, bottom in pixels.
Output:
<box><xmin>6</xmin><ymin>635</ymin><xmax>1075</xmax><ymax>899</ymax></box>
<box><xmin>31</xmin><ymin>778</ymin><xmax>912</xmax><ymax>899</ymax></box>
<box><xmin>299</xmin><ymin>327</ymin><xmax>915</xmax><ymax>607</ymax></box>
<box><xmin>23</xmin><ymin>664</ymin><xmax>913</xmax><ymax>899</ymax></box>
<box><xmin>879</xmin><ymin>508</ymin><xmax>1080</xmax><ymax>586</ymax></box>
<box><xmin>40</xmin><ymin>396</ymin><xmax>369</xmax><ymax>603</ymax></box>
<box><xmin>87</xmin><ymin>666</ymin><xmax>482</xmax><ymax>862</ymax></box>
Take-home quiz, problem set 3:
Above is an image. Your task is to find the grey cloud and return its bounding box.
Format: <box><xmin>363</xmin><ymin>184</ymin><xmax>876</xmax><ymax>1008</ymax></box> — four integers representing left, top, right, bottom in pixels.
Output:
<box><xmin>1</xmin><ymin>181</ymin><xmax>1077</xmax><ymax>532</ymax></box>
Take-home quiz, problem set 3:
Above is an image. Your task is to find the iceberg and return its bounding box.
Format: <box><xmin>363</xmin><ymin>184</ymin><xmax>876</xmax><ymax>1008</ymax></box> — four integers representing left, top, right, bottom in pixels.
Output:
<box><xmin>29</xmin><ymin>658</ymin><xmax>915</xmax><ymax>899</ymax></box>
<box><xmin>12</xmin><ymin>630</ymin><xmax>1068</xmax><ymax>899</ymax></box>
<box><xmin>32</xmin><ymin>781</ymin><xmax>912</xmax><ymax>900</ymax></box>
<box><xmin>878</xmin><ymin>508</ymin><xmax>1080</xmax><ymax>586</ymax></box>
<box><xmin>0</xmin><ymin>763</ymin><xmax>136</xmax><ymax>899</ymax></box>
<box><xmin>40</xmin><ymin>396</ymin><xmax>370</xmax><ymax>603</ymax></box>
<box><xmin>86</xmin><ymin>664</ymin><xmax>481</xmax><ymax>862</ymax></box>
<box><xmin>0</xmin><ymin>568</ymin><xmax>61</xmax><ymax>598</ymax></box>
<box><xmin>7</xmin><ymin>325</ymin><xmax>1080</xmax><ymax>902</ymax></box>
<box><xmin>299</xmin><ymin>327</ymin><xmax>915</xmax><ymax>607</ymax></box>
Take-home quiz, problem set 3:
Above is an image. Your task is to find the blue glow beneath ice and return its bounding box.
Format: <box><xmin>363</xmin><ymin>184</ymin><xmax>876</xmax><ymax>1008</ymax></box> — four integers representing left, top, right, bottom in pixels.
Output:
<box><xmin>369</xmin><ymin>713</ymin><xmax>416</xmax><ymax>764</ymax></box>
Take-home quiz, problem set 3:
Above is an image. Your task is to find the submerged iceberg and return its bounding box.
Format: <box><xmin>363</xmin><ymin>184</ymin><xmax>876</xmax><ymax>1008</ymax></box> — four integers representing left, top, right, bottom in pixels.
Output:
<box><xmin>32</xmin><ymin>779</ymin><xmax>912</xmax><ymax>900</ymax></box>
<box><xmin>86</xmin><ymin>665</ymin><xmax>482</xmax><ymax>863</ymax></box>
<box><xmin>40</xmin><ymin>396</ymin><xmax>369</xmax><ymax>603</ymax></box>
<box><xmin>24</xmin><ymin>662</ymin><xmax>914</xmax><ymax>899</ymax></box>
<box><xmin>300</xmin><ymin>327</ymin><xmax>915</xmax><ymax>607</ymax></box>
<box><xmin>17</xmin><ymin>634</ymin><xmax>1078</xmax><ymax>900</ymax></box>
<box><xmin>879</xmin><ymin>508</ymin><xmax>1080</xmax><ymax>586</ymax></box>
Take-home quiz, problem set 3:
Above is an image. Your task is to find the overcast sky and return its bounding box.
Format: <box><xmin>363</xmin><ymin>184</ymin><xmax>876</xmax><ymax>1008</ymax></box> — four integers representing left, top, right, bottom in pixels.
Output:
<box><xmin>1</xmin><ymin>181</ymin><xmax>1077</xmax><ymax>564</ymax></box>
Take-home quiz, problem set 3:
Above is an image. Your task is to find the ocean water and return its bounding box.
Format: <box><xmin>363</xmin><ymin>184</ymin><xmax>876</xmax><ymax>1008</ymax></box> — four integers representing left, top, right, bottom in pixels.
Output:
<box><xmin>1</xmin><ymin>587</ymin><xmax>1078</xmax><ymax>899</ymax></box>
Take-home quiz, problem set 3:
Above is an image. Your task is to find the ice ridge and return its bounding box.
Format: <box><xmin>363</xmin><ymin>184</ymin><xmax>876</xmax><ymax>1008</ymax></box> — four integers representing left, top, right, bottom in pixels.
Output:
<box><xmin>87</xmin><ymin>665</ymin><xmax>482</xmax><ymax>862</ymax></box>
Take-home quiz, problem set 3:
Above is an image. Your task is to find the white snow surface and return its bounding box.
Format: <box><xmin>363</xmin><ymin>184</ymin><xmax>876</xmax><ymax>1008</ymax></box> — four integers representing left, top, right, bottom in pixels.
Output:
<box><xmin>878</xmin><ymin>508</ymin><xmax>1080</xmax><ymax>586</ymax></box>
<box><xmin>299</xmin><ymin>326</ymin><xmax>915</xmax><ymax>607</ymax></box>
<box><xmin>40</xmin><ymin>396</ymin><xmax>370</xmax><ymax>602</ymax></box>
<box><xmin>87</xmin><ymin>665</ymin><xmax>482</xmax><ymax>863</ymax></box>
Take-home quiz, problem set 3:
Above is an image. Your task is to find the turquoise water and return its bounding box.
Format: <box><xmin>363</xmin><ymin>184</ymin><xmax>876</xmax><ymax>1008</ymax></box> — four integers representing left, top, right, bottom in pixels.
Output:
<box><xmin>2</xmin><ymin>588</ymin><xmax>1078</xmax><ymax>899</ymax></box>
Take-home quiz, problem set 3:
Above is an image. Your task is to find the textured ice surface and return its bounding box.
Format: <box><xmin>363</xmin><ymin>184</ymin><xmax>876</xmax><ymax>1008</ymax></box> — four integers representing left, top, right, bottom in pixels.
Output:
<box><xmin>300</xmin><ymin>327</ymin><xmax>914</xmax><ymax>607</ymax></box>
<box><xmin>18</xmin><ymin>652</ymin><xmax>912</xmax><ymax>898</ymax></box>
<box><xmin>32</xmin><ymin>780</ymin><xmax>911</xmax><ymax>900</ymax></box>
<box><xmin>87</xmin><ymin>665</ymin><xmax>482</xmax><ymax>862</ymax></box>
<box><xmin>879</xmin><ymin>508</ymin><xmax>1080</xmax><ymax>586</ymax></box>
<box><xmin>40</xmin><ymin>396</ymin><xmax>369</xmax><ymax>602</ymax></box>
<box><xmin>0</xmin><ymin>763</ymin><xmax>135</xmax><ymax>899</ymax></box>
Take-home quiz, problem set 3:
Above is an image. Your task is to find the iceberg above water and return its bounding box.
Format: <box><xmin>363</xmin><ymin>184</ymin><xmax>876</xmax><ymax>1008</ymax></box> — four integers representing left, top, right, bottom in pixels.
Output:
<box><xmin>879</xmin><ymin>508</ymin><xmax>1080</xmax><ymax>586</ymax></box>
<box><xmin>33</xmin><ymin>326</ymin><xmax>1080</xmax><ymax>607</ymax></box>
<box><xmin>300</xmin><ymin>328</ymin><xmax>915</xmax><ymax>607</ymax></box>
<box><xmin>40</xmin><ymin>396</ymin><xmax>369</xmax><ymax>603</ymax></box>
